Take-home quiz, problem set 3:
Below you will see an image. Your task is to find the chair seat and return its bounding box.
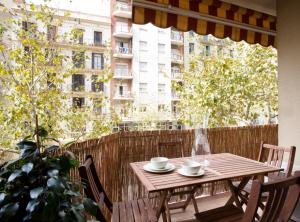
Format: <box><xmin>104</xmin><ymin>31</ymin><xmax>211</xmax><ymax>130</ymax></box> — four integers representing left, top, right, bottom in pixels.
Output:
<box><xmin>112</xmin><ymin>198</ymin><xmax>157</xmax><ymax>222</ymax></box>
<box><xmin>195</xmin><ymin>205</ymin><xmax>244</xmax><ymax>222</ymax></box>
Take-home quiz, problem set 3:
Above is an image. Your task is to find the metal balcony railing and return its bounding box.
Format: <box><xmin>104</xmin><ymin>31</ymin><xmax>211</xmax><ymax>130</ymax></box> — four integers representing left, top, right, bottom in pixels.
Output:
<box><xmin>171</xmin><ymin>31</ymin><xmax>183</xmax><ymax>41</ymax></box>
<box><xmin>115</xmin><ymin>47</ymin><xmax>132</xmax><ymax>54</ymax></box>
<box><xmin>114</xmin><ymin>2</ymin><xmax>132</xmax><ymax>12</ymax></box>
<box><xmin>171</xmin><ymin>53</ymin><xmax>183</xmax><ymax>61</ymax></box>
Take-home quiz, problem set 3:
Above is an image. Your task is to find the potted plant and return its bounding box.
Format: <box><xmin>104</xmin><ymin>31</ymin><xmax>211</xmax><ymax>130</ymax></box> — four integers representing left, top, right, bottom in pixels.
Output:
<box><xmin>0</xmin><ymin>129</ymin><xmax>99</xmax><ymax>222</ymax></box>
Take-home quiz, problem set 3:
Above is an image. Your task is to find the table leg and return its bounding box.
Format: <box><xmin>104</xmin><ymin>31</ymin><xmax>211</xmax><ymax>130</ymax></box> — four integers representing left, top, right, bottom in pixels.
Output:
<box><xmin>156</xmin><ymin>191</ymin><xmax>168</xmax><ymax>222</ymax></box>
<box><xmin>226</xmin><ymin>177</ymin><xmax>251</xmax><ymax>210</ymax></box>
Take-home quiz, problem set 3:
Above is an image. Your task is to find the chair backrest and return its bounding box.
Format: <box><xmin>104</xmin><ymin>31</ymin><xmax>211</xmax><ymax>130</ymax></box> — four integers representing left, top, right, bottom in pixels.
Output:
<box><xmin>78</xmin><ymin>155</ymin><xmax>113</xmax><ymax>222</ymax></box>
<box><xmin>242</xmin><ymin>171</ymin><xmax>300</xmax><ymax>222</ymax></box>
<box><xmin>258</xmin><ymin>142</ymin><xmax>296</xmax><ymax>177</ymax></box>
<box><xmin>157</xmin><ymin>140</ymin><xmax>184</xmax><ymax>158</ymax></box>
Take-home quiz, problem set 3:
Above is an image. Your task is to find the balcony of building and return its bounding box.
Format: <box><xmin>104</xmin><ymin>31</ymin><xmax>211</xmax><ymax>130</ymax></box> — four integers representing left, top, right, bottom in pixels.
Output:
<box><xmin>53</xmin><ymin>37</ymin><xmax>106</xmax><ymax>52</ymax></box>
<box><xmin>171</xmin><ymin>90</ymin><xmax>181</xmax><ymax>101</ymax></box>
<box><xmin>113</xmin><ymin>25</ymin><xmax>133</xmax><ymax>39</ymax></box>
<box><xmin>171</xmin><ymin>68</ymin><xmax>183</xmax><ymax>81</ymax></box>
<box><xmin>113</xmin><ymin>68</ymin><xmax>133</xmax><ymax>80</ymax></box>
<box><xmin>171</xmin><ymin>53</ymin><xmax>184</xmax><ymax>64</ymax></box>
<box><xmin>171</xmin><ymin>30</ymin><xmax>184</xmax><ymax>46</ymax></box>
<box><xmin>113</xmin><ymin>46</ymin><xmax>133</xmax><ymax>59</ymax></box>
<box><xmin>112</xmin><ymin>1</ymin><xmax>132</xmax><ymax>18</ymax></box>
<box><xmin>113</xmin><ymin>91</ymin><xmax>133</xmax><ymax>100</ymax></box>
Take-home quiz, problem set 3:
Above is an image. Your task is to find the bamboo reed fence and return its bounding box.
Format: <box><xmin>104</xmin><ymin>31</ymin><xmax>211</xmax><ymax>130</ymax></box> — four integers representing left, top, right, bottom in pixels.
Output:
<box><xmin>67</xmin><ymin>124</ymin><xmax>278</xmax><ymax>205</ymax></box>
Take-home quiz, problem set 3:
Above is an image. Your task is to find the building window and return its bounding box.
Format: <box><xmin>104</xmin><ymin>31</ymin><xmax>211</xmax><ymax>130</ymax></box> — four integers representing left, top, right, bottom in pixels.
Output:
<box><xmin>73</xmin><ymin>28</ymin><xmax>84</xmax><ymax>44</ymax></box>
<box><xmin>158</xmin><ymin>104</ymin><xmax>166</xmax><ymax>112</ymax></box>
<box><xmin>91</xmin><ymin>75</ymin><xmax>104</xmax><ymax>92</ymax></box>
<box><xmin>72</xmin><ymin>97</ymin><xmax>85</xmax><ymax>108</ymax></box>
<box><xmin>189</xmin><ymin>43</ymin><xmax>195</xmax><ymax>54</ymax></box>
<box><xmin>47</xmin><ymin>25</ymin><xmax>57</xmax><ymax>41</ymax></box>
<box><xmin>140</xmin><ymin>41</ymin><xmax>147</xmax><ymax>51</ymax></box>
<box><xmin>139</xmin><ymin>83</ymin><xmax>147</xmax><ymax>94</ymax></box>
<box><xmin>230</xmin><ymin>49</ymin><xmax>234</xmax><ymax>57</ymax></box>
<box><xmin>115</xmin><ymin>63</ymin><xmax>128</xmax><ymax>76</ymax></box>
<box><xmin>139</xmin><ymin>104</ymin><xmax>147</xmax><ymax>112</ymax></box>
<box><xmin>93</xmin><ymin>98</ymin><xmax>102</xmax><ymax>114</ymax></box>
<box><xmin>72</xmin><ymin>74</ymin><xmax>85</xmax><ymax>91</ymax></box>
<box><xmin>158</xmin><ymin>84</ymin><xmax>166</xmax><ymax>94</ymax></box>
<box><xmin>94</xmin><ymin>31</ymin><xmax>102</xmax><ymax>46</ymax></box>
<box><xmin>117</xmin><ymin>84</ymin><xmax>128</xmax><ymax>96</ymax></box>
<box><xmin>72</xmin><ymin>51</ymin><xmax>85</xmax><ymax>68</ymax></box>
<box><xmin>139</xmin><ymin>62</ymin><xmax>147</xmax><ymax>72</ymax></box>
<box><xmin>158</xmin><ymin>43</ymin><xmax>165</xmax><ymax>54</ymax></box>
<box><xmin>92</xmin><ymin>53</ymin><xmax>104</xmax><ymax>69</ymax></box>
<box><xmin>205</xmin><ymin>45</ymin><xmax>211</xmax><ymax>56</ymax></box>
<box><xmin>22</xmin><ymin>21</ymin><xmax>36</xmax><ymax>38</ymax></box>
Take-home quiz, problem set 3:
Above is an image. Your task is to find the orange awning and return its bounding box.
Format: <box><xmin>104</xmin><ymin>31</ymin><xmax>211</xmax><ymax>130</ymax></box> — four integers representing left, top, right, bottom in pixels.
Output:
<box><xmin>133</xmin><ymin>0</ymin><xmax>276</xmax><ymax>47</ymax></box>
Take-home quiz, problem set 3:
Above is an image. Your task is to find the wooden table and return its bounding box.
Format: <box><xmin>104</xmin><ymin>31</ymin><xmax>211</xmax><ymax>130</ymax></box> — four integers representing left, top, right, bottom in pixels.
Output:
<box><xmin>130</xmin><ymin>153</ymin><xmax>282</xmax><ymax>222</ymax></box>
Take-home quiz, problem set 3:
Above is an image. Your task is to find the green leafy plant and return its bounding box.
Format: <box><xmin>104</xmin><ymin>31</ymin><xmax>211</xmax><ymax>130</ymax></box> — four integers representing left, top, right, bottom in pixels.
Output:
<box><xmin>0</xmin><ymin>136</ymin><xmax>98</xmax><ymax>222</ymax></box>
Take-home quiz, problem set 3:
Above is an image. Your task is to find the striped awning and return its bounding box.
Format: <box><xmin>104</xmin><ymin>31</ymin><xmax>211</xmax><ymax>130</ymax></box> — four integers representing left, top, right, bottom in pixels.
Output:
<box><xmin>133</xmin><ymin>0</ymin><xmax>276</xmax><ymax>47</ymax></box>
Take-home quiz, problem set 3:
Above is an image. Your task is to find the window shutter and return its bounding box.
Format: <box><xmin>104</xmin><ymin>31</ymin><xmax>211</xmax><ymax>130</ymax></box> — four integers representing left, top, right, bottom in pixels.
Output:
<box><xmin>101</xmin><ymin>54</ymin><xmax>104</xmax><ymax>70</ymax></box>
<box><xmin>92</xmin><ymin>53</ymin><xmax>95</xmax><ymax>69</ymax></box>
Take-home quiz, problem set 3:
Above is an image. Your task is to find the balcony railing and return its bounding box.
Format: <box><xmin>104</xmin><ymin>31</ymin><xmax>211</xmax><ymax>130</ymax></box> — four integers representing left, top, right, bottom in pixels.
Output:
<box><xmin>113</xmin><ymin>2</ymin><xmax>132</xmax><ymax>18</ymax></box>
<box><xmin>171</xmin><ymin>53</ymin><xmax>183</xmax><ymax>63</ymax></box>
<box><xmin>52</xmin><ymin>37</ymin><xmax>106</xmax><ymax>51</ymax></box>
<box><xmin>115</xmin><ymin>46</ymin><xmax>132</xmax><ymax>54</ymax></box>
<box><xmin>171</xmin><ymin>31</ymin><xmax>184</xmax><ymax>44</ymax></box>
<box><xmin>64</xmin><ymin>124</ymin><xmax>278</xmax><ymax>205</ymax></box>
<box><xmin>114</xmin><ymin>69</ymin><xmax>132</xmax><ymax>79</ymax></box>
<box><xmin>171</xmin><ymin>69</ymin><xmax>182</xmax><ymax>80</ymax></box>
<box><xmin>113</xmin><ymin>26</ymin><xmax>132</xmax><ymax>38</ymax></box>
<box><xmin>171</xmin><ymin>91</ymin><xmax>181</xmax><ymax>100</ymax></box>
<box><xmin>113</xmin><ymin>47</ymin><xmax>133</xmax><ymax>59</ymax></box>
<box><xmin>113</xmin><ymin>91</ymin><xmax>133</xmax><ymax>100</ymax></box>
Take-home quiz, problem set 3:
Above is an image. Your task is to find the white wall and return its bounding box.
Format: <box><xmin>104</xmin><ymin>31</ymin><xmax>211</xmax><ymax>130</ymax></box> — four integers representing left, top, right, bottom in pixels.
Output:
<box><xmin>277</xmin><ymin>0</ymin><xmax>300</xmax><ymax>169</ymax></box>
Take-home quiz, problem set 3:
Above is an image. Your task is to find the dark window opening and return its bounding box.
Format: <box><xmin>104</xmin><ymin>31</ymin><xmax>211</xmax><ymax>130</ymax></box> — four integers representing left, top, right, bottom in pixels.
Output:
<box><xmin>92</xmin><ymin>53</ymin><xmax>104</xmax><ymax>69</ymax></box>
<box><xmin>94</xmin><ymin>31</ymin><xmax>102</xmax><ymax>46</ymax></box>
<box><xmin>91</xmin><ymin>75</ymin><xmax>104</xmax><ymax>92</ymax></box>
<box><xmin>72</xmin><ymin>74</ymin><xmax>85</xmax><ymax>91</ymax></box>
<box><xmin>72</xmin><ymin>51</ymin><xmax>85</xmax><ymax>68</ymax></box>
<box><xmin>72</xmin><ymin>97</ymin><xmax>85</xmax><ymax>108</ymax></box>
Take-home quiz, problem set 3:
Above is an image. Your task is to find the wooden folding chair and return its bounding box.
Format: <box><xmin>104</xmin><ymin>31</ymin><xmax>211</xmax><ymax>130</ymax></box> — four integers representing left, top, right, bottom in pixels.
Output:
<box><xmin>195</xmin><ymin>171</ymin><xmax>300</xmax><ymax>222</ymax></box>
<box><xmin>79</xmin><ymin>155</ymin><xmax>157</xmax><ymax>222</ymax></box>
<box><xmin>234</xmin><ymin>142</ymin><xmax>296</xmax><ymax>208</ymax></box>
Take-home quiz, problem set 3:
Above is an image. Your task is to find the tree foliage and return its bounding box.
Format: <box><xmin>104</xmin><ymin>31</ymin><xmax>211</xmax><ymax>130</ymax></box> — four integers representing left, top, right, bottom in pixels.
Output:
<box><xmin>0</xmin><ymin>1</ymin><xmax>115</xmax><ymax>148</ymax></box>
<box><xmin>176</xmin><ymin>40</ymin><xmax>278</xmax><ymax>127</ymax></box>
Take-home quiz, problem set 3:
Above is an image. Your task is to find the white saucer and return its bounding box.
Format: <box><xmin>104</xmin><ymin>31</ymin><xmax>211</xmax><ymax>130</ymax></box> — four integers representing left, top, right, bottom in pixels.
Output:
<box><xmin>143</xmin><ymin>163</ymin><xmax>176</xmax><ymax>173</ymax></box>
<box><xmin>177</xmin><ymin>168</ymin><xmax>205</xmax><ymax>177</ymax></box>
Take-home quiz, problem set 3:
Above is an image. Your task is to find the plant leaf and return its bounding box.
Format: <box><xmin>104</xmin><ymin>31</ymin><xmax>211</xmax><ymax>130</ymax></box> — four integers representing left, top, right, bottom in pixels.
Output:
<box><xmin>26</xmin><ymin>200</ymin><xmax>39</xmax><ymax>212</ymax></box>
<box><xmin>7</xmin><ymin>170</ymin><xmax>22</xmax><ymax>182</ymax></box>
<box><xmin>30</xmin><ymin>187</ymin><xmax>43</xmax><ymax>199</ymax></box>
<box><xmin>22</xmin><ymin>163</ymin><xmax>34</xmax><ymax>174</ymax></box>
<box><xmin>47</xmin><ymin>169</ymin><xmax>59</xmax><ymax>177</ymax></box>
<box><xmin>0</xmin><ymin>202</ymin><xmax>19</xmax><ymax>217</ymax></box>
<box><xmin>47</xmin><ymin>178</ymin><xmax>65</xmax><ymax>189</ymax></box>
<box><xmin>83</xmin><ymin>198</ymin><xmax>99</xmax><ymax>217</ymax></box>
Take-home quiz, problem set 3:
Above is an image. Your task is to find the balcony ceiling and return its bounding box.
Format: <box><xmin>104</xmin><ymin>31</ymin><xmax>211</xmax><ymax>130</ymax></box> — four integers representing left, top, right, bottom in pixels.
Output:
<box><xmin>221</xmin><ymin>0</ymin><xmax>276</xmax><ymax>16</ymax></box>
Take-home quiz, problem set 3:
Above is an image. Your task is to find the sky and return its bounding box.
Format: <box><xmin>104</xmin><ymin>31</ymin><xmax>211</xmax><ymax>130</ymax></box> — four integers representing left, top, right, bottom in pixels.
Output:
<box><xmin>28</xmin><ymin>0</ymin><xmax>106</xmax><ymax>15</ymax></box>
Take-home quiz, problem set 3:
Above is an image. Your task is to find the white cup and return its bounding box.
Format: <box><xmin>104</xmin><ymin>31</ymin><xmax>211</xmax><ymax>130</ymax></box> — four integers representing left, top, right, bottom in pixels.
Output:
<box><xmin>181</xmin><ymin>160</ymin><xmax>202</xmax><ymax>175</ymax></box>
<box><xmin>150</xmin><ymin>157</ymin><xmax>168</xmax><ymax>169</ymax></box>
